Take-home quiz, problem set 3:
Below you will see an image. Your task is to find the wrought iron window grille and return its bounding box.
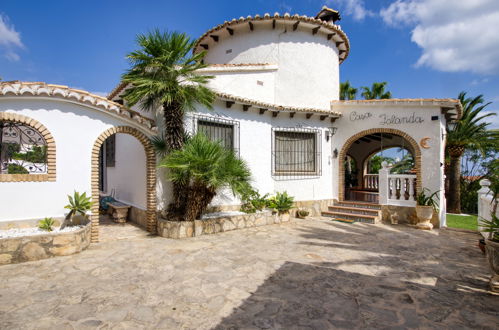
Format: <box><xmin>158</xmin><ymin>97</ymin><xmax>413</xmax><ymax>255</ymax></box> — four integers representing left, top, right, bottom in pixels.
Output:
<box><xmin>272</xmin><ymin>127</ymin><xmax>322</xmax><ymax>180</ymax></box>
<box><xmin>192</xmin><ymin>115</ymin><xmax>240</xmax><ymax>155</ymax></box>
<box><xmin>0</xmin><ymin>121</ymin><xmax>48</xmax><ymax>174</ymax></box>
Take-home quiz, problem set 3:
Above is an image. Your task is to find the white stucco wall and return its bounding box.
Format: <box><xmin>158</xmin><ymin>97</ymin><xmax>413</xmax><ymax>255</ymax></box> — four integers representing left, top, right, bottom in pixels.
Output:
<box><xmin>105</xmin><ymin>133</ymin><xmax>147</xmax><ymax>209</ymax></box>
<box><xmin>188</xmin><ymin>99</ymin><xmax>335</xmax><ymax>205</ymax></box>
<box><xmin>0</xmin><ymin>98</ymin><xmax>150</xmax><ymax>222</ymax></box>
<box><xmin>206</xmin><ymin>70</ymin><xmax>277</xmax><ymax>104</ymax></box>
<box><xmin>204</xmin><ymin>27</ymin><xmax>340</xmax><ymax>108</ymax></box>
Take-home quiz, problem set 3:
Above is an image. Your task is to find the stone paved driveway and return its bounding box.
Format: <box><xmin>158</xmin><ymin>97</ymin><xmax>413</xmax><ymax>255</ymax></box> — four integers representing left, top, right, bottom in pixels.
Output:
<box><xmin>0</xmin><ymin>218</ymin><xmax>497</xmax><ymax>329</ymax></box>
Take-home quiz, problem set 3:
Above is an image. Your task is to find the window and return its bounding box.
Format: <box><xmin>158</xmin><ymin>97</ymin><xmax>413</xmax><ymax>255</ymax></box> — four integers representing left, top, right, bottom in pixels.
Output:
<box><xmin>105</xmin><ymin>135</ymin><xmax>116</xmax><ymax>167</ymax></box>
<box><xmin>0</xmin><ymin>121</ymin><xmax>48</xmax><ymax>175</ymax></box>
<box><xmin>194</xmin><ymin>116</ymin><xmax>240</xmax><ymax>153</ymax></box>
<box><xmin>272</xmin><ymin>128</ymin><xmax>321</xmax><ymax>176</ymax></box>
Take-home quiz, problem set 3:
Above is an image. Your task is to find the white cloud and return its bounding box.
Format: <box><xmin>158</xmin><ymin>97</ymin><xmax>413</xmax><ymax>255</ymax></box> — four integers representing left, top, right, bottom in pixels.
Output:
<box><xmin>471</xmin><ymin>78</ymin><xmax>489</xmax><ymax>86</ymax></box>
<box><xmin>380</xmin><ymin>0</ymin><xmax>499</xmax><ymax>75</ymax></box>
<box><xmin>0</xmin><ymin>14</ymin><xmax>23</xmax><ymax>61</ymax></box>
<box><xmin>328</xmin><ymin>0</ymin><xmax>375</xmax><ymax>21</ymax></box>
<box><xmin>91</xmin><ymin>91</ymin><xmax>109</xmax><ymax>97</ymax></box>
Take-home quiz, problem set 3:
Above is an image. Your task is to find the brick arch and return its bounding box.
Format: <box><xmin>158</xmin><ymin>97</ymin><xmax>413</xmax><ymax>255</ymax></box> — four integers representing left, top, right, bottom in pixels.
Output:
<box><xmin>338</xmin><ymin>128</ymin><xmax>422</xmax><ymax>201</ymax></box>
<box><xmin>90</xmin><ymin>126</ymin><xmax>156</xmax><ymax>243</ymax></box>
<box><xmin>0</xmin><ymin>112</ymin><xmax>56</xmax><ymax>182</ymax></box>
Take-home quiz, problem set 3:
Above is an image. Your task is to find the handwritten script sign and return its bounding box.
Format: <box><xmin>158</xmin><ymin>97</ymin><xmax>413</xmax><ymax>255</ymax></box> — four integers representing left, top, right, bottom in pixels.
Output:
<box><xmin>349</xmin><ymin>111</ymin><xmax>424</xmax><ymax>125</ymax></box>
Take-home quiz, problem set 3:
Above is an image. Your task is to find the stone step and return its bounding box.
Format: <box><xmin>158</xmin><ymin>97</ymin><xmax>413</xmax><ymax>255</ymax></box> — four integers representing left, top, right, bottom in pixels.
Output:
<box><xmin>328</xmin><ymin>205</ymin><xmax>380</xmax><ymax>216</ymax></box>
<box><xmin>333</xmin><ymin>200</ymin><xmax>381</xmax><ymax>210</ymax></box>
<box><xmin>330</xmin><ymin>218</ymin><xmax>355</xmax><ymax>224</ymax></box>
<box><xmin>321</xmin><ymin>211</ymin><xmax>377</xmax><ymax>224</ymax></box>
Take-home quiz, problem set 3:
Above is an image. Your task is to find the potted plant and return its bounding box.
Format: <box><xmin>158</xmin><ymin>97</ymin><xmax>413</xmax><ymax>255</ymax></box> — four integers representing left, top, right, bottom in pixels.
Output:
<box><xmin>482</xmin><ymin>204</ymin><xmax>499</xmax><ymax>292</ymax></box>
<box><xmin>296</xmin><ymin>209</ymin><xmax>310</xmax><ymax>219</ymax></box>
<box><xmin>268</xmin><ymin>191</ymin><xmax>294</xmax><ymax>222</ymax></box>
<box><xmin>60</xmin><ymin>191</ymin><xmax>92</xmax><ymax>229</ymax></box>
<box><xmin>415</xmin><ymin>188</ymin><xmax>439</xmax><ymax>230</ymax></box>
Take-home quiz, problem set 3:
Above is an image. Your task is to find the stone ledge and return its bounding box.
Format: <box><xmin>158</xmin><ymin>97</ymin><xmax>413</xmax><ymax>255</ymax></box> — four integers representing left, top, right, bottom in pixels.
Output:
<box><xmin>0</xmin><ymin>223</ymin><xmax>91</xmax><ymax>265</ymax></box>
<box><xmin>157</xmin><ymin>210</ymin><xmax>288</xmax><ymax>239</ymax></box>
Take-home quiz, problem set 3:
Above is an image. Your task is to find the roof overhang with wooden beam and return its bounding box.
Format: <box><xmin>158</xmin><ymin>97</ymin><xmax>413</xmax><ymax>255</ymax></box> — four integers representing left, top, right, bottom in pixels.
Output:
<box><xmin>193</xmin><ymin>13</ymin><xmax>350</xmax><ymax>64</ymax></box>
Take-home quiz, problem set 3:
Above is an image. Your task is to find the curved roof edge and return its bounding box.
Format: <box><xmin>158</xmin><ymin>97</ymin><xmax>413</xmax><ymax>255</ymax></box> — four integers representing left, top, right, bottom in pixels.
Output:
<box><xmin>0</xmin><ymin>81</ymin><xmax>157</xmax><ymax>133</ymax></box>
<box><xmin>194</xmin><ymin>13</ymin><xmax>350</xmax><ymax>64</ymax></box>
<box><xmin>217</xmin><ymin>92</ymin><xmax>342</xmax><ymax>117</ymax></box>
<box><xmin>331</xmin><ymin>99</ymin><xmax>463</xmax><ymax>120</ymax></box>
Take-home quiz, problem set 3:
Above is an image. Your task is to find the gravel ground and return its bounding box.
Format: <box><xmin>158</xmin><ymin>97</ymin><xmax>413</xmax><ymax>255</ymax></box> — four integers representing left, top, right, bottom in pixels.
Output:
<box><xmin>0</xmin><ymin>225</ymin><xmax>82</xmax><ymax>239</ymax></box>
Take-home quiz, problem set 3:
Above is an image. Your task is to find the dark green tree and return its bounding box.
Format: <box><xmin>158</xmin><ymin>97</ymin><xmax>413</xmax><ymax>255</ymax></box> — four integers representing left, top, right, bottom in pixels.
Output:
<box><xmin>122</xmin><ymin>30</ymin><xmax>216</xmax><ymax>217</ymax></box>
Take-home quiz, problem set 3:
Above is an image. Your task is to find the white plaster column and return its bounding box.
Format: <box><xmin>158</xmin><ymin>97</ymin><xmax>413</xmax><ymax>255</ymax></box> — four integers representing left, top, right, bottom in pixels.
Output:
<box><xmin>477</xmin><ymin>179</ymin><xmax>491</xmax><ymax>232</ymax></box>
<box><xmin>379</xmin><ymin>161</ymin><xmax>390</xmax><ymax>205</ymax></box>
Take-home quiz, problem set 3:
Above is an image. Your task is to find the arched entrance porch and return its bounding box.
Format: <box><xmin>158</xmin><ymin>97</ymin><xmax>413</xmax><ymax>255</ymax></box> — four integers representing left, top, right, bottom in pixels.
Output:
<box><xmin>90</xmin><ymin>126</ymin><xmax>156</xmax><ymax>243</ymax></box>
<box><xmin>338</xmin><ymin>128</ymin><xmax>422</xmax><ymax>203</ymax></box>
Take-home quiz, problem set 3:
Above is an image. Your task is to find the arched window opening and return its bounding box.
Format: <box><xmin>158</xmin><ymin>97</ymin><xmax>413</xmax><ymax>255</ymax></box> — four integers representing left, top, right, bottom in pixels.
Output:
<box><xmin>0</xmin><ymin>120</ymin><xmax>48</xmax><ymax>175</ymax></box>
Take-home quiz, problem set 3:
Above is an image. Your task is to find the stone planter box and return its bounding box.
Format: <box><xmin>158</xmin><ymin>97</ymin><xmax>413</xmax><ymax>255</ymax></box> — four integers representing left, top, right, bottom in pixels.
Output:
<box><xmin>157</xmin><ymin>210</ymin><xmax>289</xmax><ymax>239</ymax></box>
<box><xmin>0</xmin><ymin>223</ymin><xmax>91</xmax><ymax>265</ymax></box>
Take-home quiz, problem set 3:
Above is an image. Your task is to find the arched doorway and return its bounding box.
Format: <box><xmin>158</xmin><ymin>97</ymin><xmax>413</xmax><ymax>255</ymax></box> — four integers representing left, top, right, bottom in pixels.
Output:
<box><xmin>90</xmin><ymin>126</ymin><xmax>156</xmax><ymax>243</ymax></box>
<box><xmin>338</xmin><ymin>128</ymin><xmax>422</xmax><ymax>202</ymax></box>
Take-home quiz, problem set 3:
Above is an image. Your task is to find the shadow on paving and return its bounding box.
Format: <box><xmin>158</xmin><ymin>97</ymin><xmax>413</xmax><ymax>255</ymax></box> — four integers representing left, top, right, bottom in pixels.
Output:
<box><xmin>215</xmin><ymin>222</ymin><xmax>498</xmax><ymax>329</ymax></box>
<box><xmin>214</xmin><ymin>261</ymin><xmax>498</xmax><ymax>329</ymax></box>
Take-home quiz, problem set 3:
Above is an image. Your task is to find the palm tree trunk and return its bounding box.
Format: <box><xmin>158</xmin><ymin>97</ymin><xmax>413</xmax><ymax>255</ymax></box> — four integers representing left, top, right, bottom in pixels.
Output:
<box><xmin>184</xmin><ymin>183</ymin><xmax>215</xmax><ymax>222</ymax></box>
<box><xmin>163</xmin><ymin>102</ymin><xmax>188</xmax><ymax>216</ymax></box>
<box><xmin>447</xmin><ymin>152</ymin><xmax>463</xmax><ymax>214</ymax></box>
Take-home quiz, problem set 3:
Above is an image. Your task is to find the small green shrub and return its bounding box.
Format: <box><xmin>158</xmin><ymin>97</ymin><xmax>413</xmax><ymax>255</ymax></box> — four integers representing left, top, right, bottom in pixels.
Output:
<box><xmin>61</xmin><ymin>191</ymin><xmax>93</xmax><ymax>229</ymax></box>
<box><xmin>481</xmin><ymin>212</ymin><xmax>499</xmax><ymax>242</ymax></box>
<box><xmin>416</xmin><ymin>188</ymin><xmax>439</xmax><ymax>209</ymax></box>
<box><xmin>13</xmin><ymin>145</ymin><xmax>47</xmax><ymax>163</ymax></box>
<box><xmin>38</xmin><ymin>217</ymin><xmax>55</xmax><ymax>232</ymax></box>
<box><xmin>7</xmin><ymin>163</ymin><xmax>28</xmax><ymax>174</ymax></box>
<box><xmin>297</xmin><ymin>209</ymin><xmax>310</xmax><ymax>218</ymax></box>
<box><xmin>268</xmin><ymin>191</ymin><xmax>294</xmax><ymax>214</ymax></box>
<box><xmin>241</xmin><ymin>190</ymin><xmax>269</xmax><ymax>213</ymax></box>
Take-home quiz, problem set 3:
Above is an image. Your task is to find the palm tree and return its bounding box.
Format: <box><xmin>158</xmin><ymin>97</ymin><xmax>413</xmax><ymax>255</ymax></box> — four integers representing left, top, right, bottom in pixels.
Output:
<box><xmin>361</xmin><ymin>82</ymin><xmax>392</xmax><ymax>99</ymax></box>
<box><xmin>446</xmin><ymin>92</ymin><xmax>498</xmax><ymax>213</ymax></box>
<box><xmin>121</xmin><ymin>30</ymin><xmax>216</xmax><ymax>215</ymax></box>
<box><xmin>160</xmin><ymin>134</ymin><xmax>252</xmax><ymax>221</ymax></box>
<box><xmin>340</xmin><ymin>81</ymin><xmax>357</xmax><ymax>100</ymax></box>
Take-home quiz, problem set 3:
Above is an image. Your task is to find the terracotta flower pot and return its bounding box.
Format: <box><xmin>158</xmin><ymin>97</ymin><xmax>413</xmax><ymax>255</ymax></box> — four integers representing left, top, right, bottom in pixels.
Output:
<box><xmin>415</xmin><ymin>205</ymin><xmax>433</xmax><ymax>230</ymax></box>
<box><xmin>485</xmin><ymin>239</ymin><xmax>499</xmax><ymax>292</ymax></box>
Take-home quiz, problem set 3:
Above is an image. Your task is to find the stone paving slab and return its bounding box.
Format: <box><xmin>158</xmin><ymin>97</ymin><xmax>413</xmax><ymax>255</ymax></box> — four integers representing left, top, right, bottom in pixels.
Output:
<box><xmin>0</xmin><ymin>218</ymin><xmax>497</xmax><ymax>329</ymax></box>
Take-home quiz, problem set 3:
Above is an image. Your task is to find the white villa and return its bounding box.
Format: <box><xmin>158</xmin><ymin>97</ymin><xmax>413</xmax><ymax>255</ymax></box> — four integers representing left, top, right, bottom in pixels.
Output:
<box><xmin>0</xmin><ymin>7</ymin><xmax>462</xmax><ymax>243</ymax></box>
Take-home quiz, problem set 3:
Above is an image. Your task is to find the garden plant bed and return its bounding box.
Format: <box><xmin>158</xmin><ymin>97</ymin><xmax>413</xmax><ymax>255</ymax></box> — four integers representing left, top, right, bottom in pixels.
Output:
<box><xmin>157</xmin><ymin>210</ymin><xmax>289</xmax><ymax>238</ymax></box>
<box><xmin>0</xmin><ymin>222</ymin><xmax>91</xmax><ymax>265</ymax></box>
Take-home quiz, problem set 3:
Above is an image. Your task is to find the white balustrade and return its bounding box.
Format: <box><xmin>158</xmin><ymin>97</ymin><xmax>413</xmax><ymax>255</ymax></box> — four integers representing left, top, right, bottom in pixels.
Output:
<box><xmin>379</xmin><ymin>161</ymin><xmax>417</xmax><ymax>206</ymax></box>
<box><xmin>363</xmin><ymin>174</ymin><xmax>379</xmax><ymax>190</ymax></box>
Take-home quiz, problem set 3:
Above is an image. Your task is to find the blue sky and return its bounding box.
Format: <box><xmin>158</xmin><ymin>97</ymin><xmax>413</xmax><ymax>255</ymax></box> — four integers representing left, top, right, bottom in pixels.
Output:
<box><xmin>1</xmin><ymin>0</ymin><xmax>498</xmax><ymax>126</ymax></box>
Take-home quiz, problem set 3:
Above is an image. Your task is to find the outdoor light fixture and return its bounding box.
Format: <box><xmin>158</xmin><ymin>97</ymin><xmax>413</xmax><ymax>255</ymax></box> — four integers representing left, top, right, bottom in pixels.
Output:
<box><xmin>326</xmin><ymin>127</ymin><xmax>338</xmax><ymax>141</ymax></box>
<box><xmin>447</xmin><ymin>121</ymin><xmax>457</xmax><ymax>131</ymax></box>
<box><xmin>333</xmin><ymin>148</ymin><xmax>338</xmax><ymax>158</ymax></box>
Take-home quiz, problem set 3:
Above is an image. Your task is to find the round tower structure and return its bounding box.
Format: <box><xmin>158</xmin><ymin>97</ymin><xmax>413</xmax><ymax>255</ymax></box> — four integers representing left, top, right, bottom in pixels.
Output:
<box><xmin>194</xmin><ymin>8</ymin><xmax>349</xmax><ymax>109</ymax></box>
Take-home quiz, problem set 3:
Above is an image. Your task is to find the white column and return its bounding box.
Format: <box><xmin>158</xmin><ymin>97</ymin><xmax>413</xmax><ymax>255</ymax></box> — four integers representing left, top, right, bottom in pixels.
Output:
<box><xmin>477</xmin><ymin>179</ymin><xmax>491</xmax><ymax>232</ymax></box>
<box><xmin>379</xmin><ymin>161</ymin><xmax>390</xmax><ymax>205</ymax></box>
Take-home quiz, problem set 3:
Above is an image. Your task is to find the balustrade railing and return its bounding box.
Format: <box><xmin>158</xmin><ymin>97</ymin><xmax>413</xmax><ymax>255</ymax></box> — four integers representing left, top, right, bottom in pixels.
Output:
<box><xmin>379</xmin><ymin>162</ymin><xmax>417</xmax><ymax>206</ymax></box>
<box><xmin>363</xmin><ymin>174</ymin><xmax>379</xmax><ymax>190</ymax></box>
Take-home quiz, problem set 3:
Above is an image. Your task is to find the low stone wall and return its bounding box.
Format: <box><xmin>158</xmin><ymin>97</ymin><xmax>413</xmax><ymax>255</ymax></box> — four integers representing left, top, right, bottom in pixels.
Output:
<box><xmin>0</xmin><ymin>223</ymin><xmax>91</xmax><ymax>265</ymax></box>
<box><xmin>381</xmin><ymin>205</ymin><xmax>440</xmax><ymax>228</ymax></box>
<box><xmin>206</xmin><ymin>199</ymin><xmax>335</xmax><ymax>218</ymax></box>
<box><xmin>129</xmin><ymin>206</ymin><xmax>148</xmax><ymax>229</ymax></box>
<box><xmin>293</xmin><ymin>199</ymin><xmax>335</xmax><ymax>217</ymax></box>
<box><xmin>157</xmin><ymin>210</ymin><xmax>288</xmax><ymax>239</ymax></box>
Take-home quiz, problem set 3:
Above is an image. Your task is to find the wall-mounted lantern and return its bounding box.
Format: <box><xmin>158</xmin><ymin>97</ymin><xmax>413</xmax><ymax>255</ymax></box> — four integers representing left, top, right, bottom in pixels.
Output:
<box><xmin>333</xmin><ymin>148</ymin><xmax>338</xmax><ymax>158</ymax></box>
<box><xmin>326</xmin><ymin>127</ymin><xmax>338</xmax><ymax>141</ymax></box>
